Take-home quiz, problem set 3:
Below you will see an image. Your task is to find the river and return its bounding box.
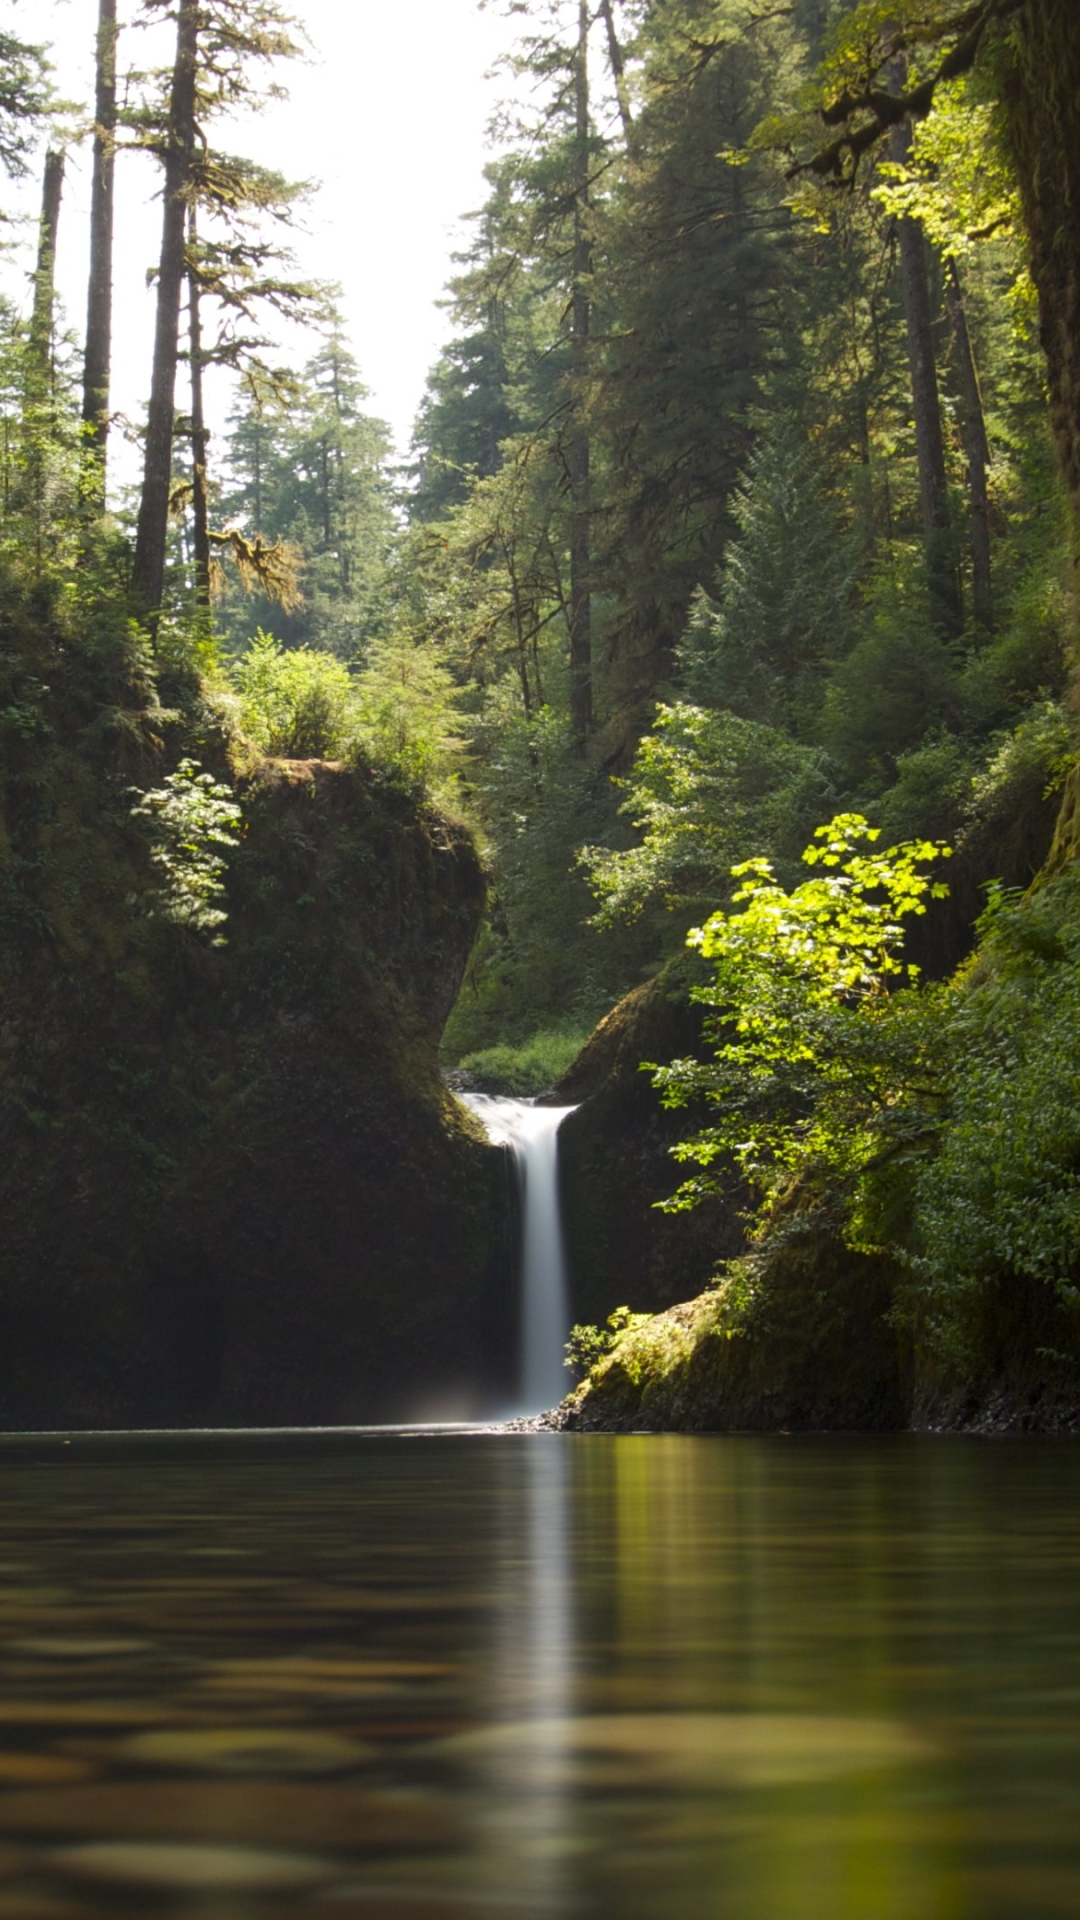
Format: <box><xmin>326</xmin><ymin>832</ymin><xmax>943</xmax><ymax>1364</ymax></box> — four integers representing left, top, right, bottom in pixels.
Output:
<box><xmin>0</xmin><ymin>1430</ymin><xmax>1074</xmax><ymax>1917</ymax></box>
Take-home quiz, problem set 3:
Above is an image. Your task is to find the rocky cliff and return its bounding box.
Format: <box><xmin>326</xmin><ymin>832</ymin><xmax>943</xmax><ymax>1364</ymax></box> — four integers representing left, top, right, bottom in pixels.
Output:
<box><xmin>0</xmin><ymin>596</ymin><xmax>508</xmax><ymax>1427</ymax></box>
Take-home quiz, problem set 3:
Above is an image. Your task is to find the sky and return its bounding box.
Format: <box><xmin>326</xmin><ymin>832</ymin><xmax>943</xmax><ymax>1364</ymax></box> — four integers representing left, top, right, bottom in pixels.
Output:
<box><xmin>5</xmin><ymin>0</ymin><xmax>516</xmax><ymax>474</ymax></box>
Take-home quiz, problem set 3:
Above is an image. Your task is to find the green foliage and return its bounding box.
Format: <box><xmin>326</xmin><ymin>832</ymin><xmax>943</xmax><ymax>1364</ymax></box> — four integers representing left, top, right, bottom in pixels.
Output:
<box><xmin>871</xmin><ymin>80</ymin><xmax>1021</xmax><ymax>269</ymax></box>
<box><xmin>216</xmin><ymin>324</ymin><xmax>395</xmax><ymax>659</ymax></box>
<box><xmin>0</xmin><ymin>31</ymin><xmax>51</xmax><ymax>181</ymax></box>
<box><xmin>451</xmin><ymin>1020</ymin><xmax>593</xmax><ymax>1097</ymax></box>
<box><xmin>653</xmin><ymin>814</ymin><xmax>950</xmax><ymax>1231</ymax></box>
<box><xmin>449</xmin><ymin>699</ymin><xmax>607</xmax><ymax>1038</ymax></box>
<box><xmin>676</xmin><ymin>420</ymin><xmax>861</xmax><ymax>725</ymax></box>
<box><xmin>232</xmin><ymin>630</ymin><xmax>358</xmax><ymax>758</ymax></box>
<box><xmin>581</xmin><ymin>702</ymin><xmax>831</xmax><ymax>932</ymax></box>
<box><xmin>969</xmin><ymin>700</ymin><xmax>1075</xmax><ymax>816</ymax></box>
<box><xmin>875</xmin><ymin>733</ymin><xmax>978</xmax><ymax>845</ymax></box>
<box><xmin>564</xmin><ymin>1305</ymin><xmax>657</xmax><ymax>1382</ymax></box>
<box><xmin>130</xmin><ymin>758</ymin><xmax>242</xmax><ymax>940</ymax></box>
<box><xmin>908</xmin><ymin>865</ymin><xmax>1080</xmax><ymax>1361</ymax></box>
<box><xmin>354</xmin><ymin>633</ymin><xmax>465</xmax><ymax>791</ymax></box>
<box><xmin>815</xmin><ymin>592</ymin><xmax>959</xmax><ymax>782</ymax></box>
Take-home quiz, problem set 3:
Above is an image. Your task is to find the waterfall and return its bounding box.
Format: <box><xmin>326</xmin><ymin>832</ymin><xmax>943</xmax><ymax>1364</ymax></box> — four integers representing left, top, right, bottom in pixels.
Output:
<box><xmin>462</xmin><ymin>1095</ymin><xmax>577</xmax><ymax>1415</ymax></box>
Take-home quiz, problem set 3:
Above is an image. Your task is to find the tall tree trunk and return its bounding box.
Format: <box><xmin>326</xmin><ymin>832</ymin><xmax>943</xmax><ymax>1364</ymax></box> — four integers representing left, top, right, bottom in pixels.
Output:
<box><xmin>319</xmin><ymin>437</ymin><xmax>332</xmax><ymax>547</ymax></box>
<box><xmin>81</xmin><ymin>0</ymin><xmax>117</xmax><ymax>508</ymax></box>
<box><xmin>997</xmin><ymin>1</ymin><xmax>1080</xmax><ymax>872</ymax></box>
<box><xmin>187</xmin><ymin>205</ymin><xmax>211</xmax><ymax>614</ymax></box>
<box><xmin>889</xmin><ymin>108</ymin><xmax>962</xmax><ymax>636</ymax></box>
<box><xmin>597</xmin><ymin>0</ymin><xmax>636</xmax><ymax>158</ymax></box>
<box><xmin>945</xmin><ymin>257</ymin><xmax>993</xmax><ymax>635</ymax></box>
<box><xmin>1002</xmin><ymin>0</ymin><xmax>1080</xmax><ymax>549</ymax></box>
<box><xmin>252</xmin><ymin>414</ymin><xmax>263</xmax><ymax>530</ymax></box>
<box><xmin>27</xmin><ymin>149</ymin><xmax>65</xmax><ymax>404</ymax></box>
<box><xmin>132</xmin><ymin>0</ymin><xmax>198</xmax><ymax>625</ymax></box>
<box><xmin>568</xmin><ymin>0</ymin><xmax>592</xmax><ymax>746</ymax></box>
<box><xmin>23</xmin><ymin>148</ymin><xmax>64</xmax><ymax>539</ymax></box>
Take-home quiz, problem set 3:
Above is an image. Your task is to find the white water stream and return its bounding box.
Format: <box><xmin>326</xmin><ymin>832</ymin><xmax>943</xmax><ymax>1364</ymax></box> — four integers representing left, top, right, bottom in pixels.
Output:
<box><xmin>462</xmin><ymin>1095</ymin><xmax>578</xmax><ymax>1415</ymax></box>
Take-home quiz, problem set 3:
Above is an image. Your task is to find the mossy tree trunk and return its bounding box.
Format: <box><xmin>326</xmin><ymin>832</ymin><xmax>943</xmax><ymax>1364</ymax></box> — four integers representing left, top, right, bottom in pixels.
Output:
<box><xmin>1002</xmin><ymin>1</ymin><xmax>1080</xmax><ymax>558</ymax></box>
<box><xmin>568</xmin><ymin>0</ymin><xmax>593</xmax><ymax>748</ymax></box>
<box><xmin>945</xmin><ymin>258</ymin><xmax>993</xmax><ymax>636</ymax></box>
<box><xmin>999</xmin><ymin>1</ymin><xmax>1080</xmax><ymax>860</ymax></box>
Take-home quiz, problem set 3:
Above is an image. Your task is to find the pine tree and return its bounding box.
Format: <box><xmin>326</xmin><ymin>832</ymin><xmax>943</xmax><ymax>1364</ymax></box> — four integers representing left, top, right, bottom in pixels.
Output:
<box><xmin>131</xmin><ymin>0</ymin><xmax>303</xmax><ymax>626</ymax></box>
<box><xmin>676</xmin><ymin>419</ymin><xmax>860</xmax><ymax>727</ymax></box>
<box><xmin>216</xmin><ymin>322</ymin><xmax>394</xmax><ymax>657</ymax></box>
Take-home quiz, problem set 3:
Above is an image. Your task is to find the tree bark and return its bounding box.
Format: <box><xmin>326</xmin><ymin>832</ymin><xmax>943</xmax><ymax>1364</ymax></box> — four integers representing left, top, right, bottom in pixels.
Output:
<box><xmin>81</xmin><ymin>0</ymin><xmax>117</xmax><ymax>508</ymax></box>
<box><xmin>132</xmin><ymin>0</ymin><xmax>198</xmax><ymax>625</ymax></box>
<box><xmin>889</xmin><ymin>106</ymin><xmax>962</xmax><ymax>635</ymax></box>
<box><xmin>945</xmin><ymin>257</ymin><xmax>993</xmax><ymax>635</ymax></box>
<box><xmin>252</xmin><ymin>413</ymin><xmax>263</xmax><ymax>530</ymax></box>
<box><xmin>597</xmin><ymin>0</ymin><xmax>636</xmax><ymax>158</ymax></box>
<box><xmin>568</xmin><ymin>0</ymin><xmax>593</xmax><ymax>746</ymax></box>
<box><xmin>187</xmin><ymin>205</ymin><xmax>211</xmax><ymax>614</ymax></box>
<box><xmin>27</xmin><ymin>148</ymin><xmax>65</xmax><ymax>402</ymax></box>
<box><xmin>1002</xmin><ymin>0</ymin><xmax>1080</xmax><ymax>548</ymax></box>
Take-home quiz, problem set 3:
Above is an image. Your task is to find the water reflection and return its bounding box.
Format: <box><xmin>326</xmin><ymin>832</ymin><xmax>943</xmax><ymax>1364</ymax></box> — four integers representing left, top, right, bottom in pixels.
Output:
<box><xmin>0</xmin><ymin>1433</ymin><xmax>1072</xmax><ymax>1915</ymax></box>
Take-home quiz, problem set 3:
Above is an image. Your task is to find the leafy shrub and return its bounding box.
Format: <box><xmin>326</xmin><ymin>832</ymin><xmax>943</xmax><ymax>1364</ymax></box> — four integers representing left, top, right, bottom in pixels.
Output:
<box><xmin>354</xmin><ymin>633</ymin><xmax>464</xmax><ymax>787</ymax></box>
<box><xmin>652</xmin><ymin>814</ymin><xmax>950</xmax><ymax>1234</ymax></box>
<box><xmin>233</xmin><ymin>631</ymin><xmax>358</xmax><ymax>758</ymax></box>
<box><xmin>580</xmin><ymin>701</ymin><xmax>831</xmax><ymax>930</ymax></box>
<box><xmin>564</xmin><ymin>1306</ymin><xmax>655</xmax><ymax>1381</ymax></box>
<box><xmin>968</xmin><ymin>699</ymin><xmax>1075</xmax><ymax>816</ymax></box>
<box><xmin>130</xmin><ymin>759</ymin><xmax>242</xmax><ymax>940</ymax></box>
<box><xmin>815</xmin><ymin>613</ymin><xmax>958</xmax><ymax>783</ymax></box>
<box><xmin>876</xmin><ymin>733</ymin><xmax>977</xmax><ymax>844</ymax></box>
<box><xmin>909</xmin><ymin>864</ymin><xmax>1080</xmax><ymax>1361</ymax></box>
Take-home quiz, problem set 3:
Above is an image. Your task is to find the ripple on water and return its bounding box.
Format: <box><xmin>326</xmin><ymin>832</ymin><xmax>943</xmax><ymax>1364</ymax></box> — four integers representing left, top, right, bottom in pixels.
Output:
<box><xmin>0</xmin><ymin>1782</ymin><xmax>458</xmax><ymax>1852</ymax></box>
<box><xmin>50</xmin><ymin>1840</ymin><xmax>341</xmax><ymax>1894</ymax></box>
<box><xmin>5</xmin><ymin>1641</ymin><xmax>153</xmax><ymax>1660</ymax></box>
<box><xmin>423</xmin><ymin>1712</ymin><xmax>933</xmax><ymax>1789</ymax></box>
<box><xmin>116</xmin><ymin>1727</ymin><xmax>376</xmax><ymax>1774</ymax></box>
<box><xmin>0</xmin><ymin>1758</ymin><xmax>92</xmax><ymax>1787</ymax></box>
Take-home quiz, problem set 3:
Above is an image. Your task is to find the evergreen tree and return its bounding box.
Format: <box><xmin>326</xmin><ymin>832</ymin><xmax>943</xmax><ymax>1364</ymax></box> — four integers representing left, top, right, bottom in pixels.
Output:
<box><xmin>676</xmin><ymin>420</ymin><xmax>861</xmax><ymax>727</ymax></box>
<box><xmin>217</xmin><ymin>322</ymin><xmax>394</xmax><ymax>658</ymax></box>
<box><xmin>131</xmin><ymin>0</ymin><xmax>304</xmax><ymax>626</ymax></box>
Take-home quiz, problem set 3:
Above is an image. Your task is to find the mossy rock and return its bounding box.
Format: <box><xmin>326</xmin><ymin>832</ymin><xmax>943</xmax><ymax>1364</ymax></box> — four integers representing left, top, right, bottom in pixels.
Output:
<box><xmin>559</xmin><ymin>1211</ymin><xmax>909</xmax><ymax>1433</ymax></box>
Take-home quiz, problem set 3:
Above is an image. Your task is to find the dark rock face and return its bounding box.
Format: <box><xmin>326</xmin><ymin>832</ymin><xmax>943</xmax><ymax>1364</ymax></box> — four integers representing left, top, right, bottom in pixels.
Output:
<box><xmin>0</xmin><ymin>759</ymin><xmax>511</xmax><ymax>1428</ymax></box>
<box><xmin>912</xmin><ymin>1272</ymin><xmax>1080</xmax><ymax>1436</ymax></box>
<box><xmin>552</xmin><ymin>956</ymin><xmax>749</xmax><ymax>1333</ymax></box>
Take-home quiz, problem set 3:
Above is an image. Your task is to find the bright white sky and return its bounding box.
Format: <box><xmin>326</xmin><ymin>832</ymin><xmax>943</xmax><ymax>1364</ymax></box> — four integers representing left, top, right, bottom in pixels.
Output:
<box><xmin>4</xmin><ymin>0</ymin><xmax>516</xmax><ymax>477</ymax></box>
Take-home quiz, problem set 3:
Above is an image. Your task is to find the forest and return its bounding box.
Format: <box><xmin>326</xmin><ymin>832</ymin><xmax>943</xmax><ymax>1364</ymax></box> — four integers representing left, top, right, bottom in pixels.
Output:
<box><xmin>2</xmin><ymin>0</ymin><xmax>1080</xmax><ymax>1430</ymax></box>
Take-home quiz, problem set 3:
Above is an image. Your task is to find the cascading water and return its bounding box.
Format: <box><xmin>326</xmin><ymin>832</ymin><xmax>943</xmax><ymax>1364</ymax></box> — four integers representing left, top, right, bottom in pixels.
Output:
<box><xmin>462</xmin><ymin>1095</ymin><xmax>578</xmax><ymax>1415</ymax></box>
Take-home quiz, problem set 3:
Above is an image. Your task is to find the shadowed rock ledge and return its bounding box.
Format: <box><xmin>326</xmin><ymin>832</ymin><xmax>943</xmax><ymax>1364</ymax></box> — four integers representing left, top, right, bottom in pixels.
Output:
<box><xmin>0</xmin><ymin>752</ymin><xmax>510</xmax><ymax>1428</ymax></box>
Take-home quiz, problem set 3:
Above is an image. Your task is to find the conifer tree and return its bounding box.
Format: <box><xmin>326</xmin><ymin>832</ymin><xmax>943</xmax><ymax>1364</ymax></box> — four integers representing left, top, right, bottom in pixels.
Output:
<box><xmin>131</xmin><ymin>0</ymin><xmax>303</xmax><ymax>626</ymax></box>
<box><xmin>216</xmin><ymin>320</ymin><xmax>393</xmax><ymax>657</ymax></box>
<box><xmin>676</xmin><ymin>420</ymin><xmax>859</xmax><ymax>726</ymax></box>
<box><xmin>0</xmin><ymin>30</ymin><xmax>51</xmax><ymax>192</ymax></box>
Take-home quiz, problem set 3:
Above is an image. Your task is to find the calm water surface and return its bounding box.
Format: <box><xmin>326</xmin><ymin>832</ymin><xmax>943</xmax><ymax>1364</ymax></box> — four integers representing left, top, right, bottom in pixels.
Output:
<box><xmin>0</xmin><ymin>1432</ymin><xmax>1074</xmax><ymax>1918</ymax></box>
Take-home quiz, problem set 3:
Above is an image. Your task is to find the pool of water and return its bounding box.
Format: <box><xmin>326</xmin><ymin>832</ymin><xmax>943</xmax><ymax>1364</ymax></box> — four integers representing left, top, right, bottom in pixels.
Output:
<box><xmin>0</xmin><ymin>1431</ymin><xmax>1074</xmax><ymax>1917</ymax></box>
